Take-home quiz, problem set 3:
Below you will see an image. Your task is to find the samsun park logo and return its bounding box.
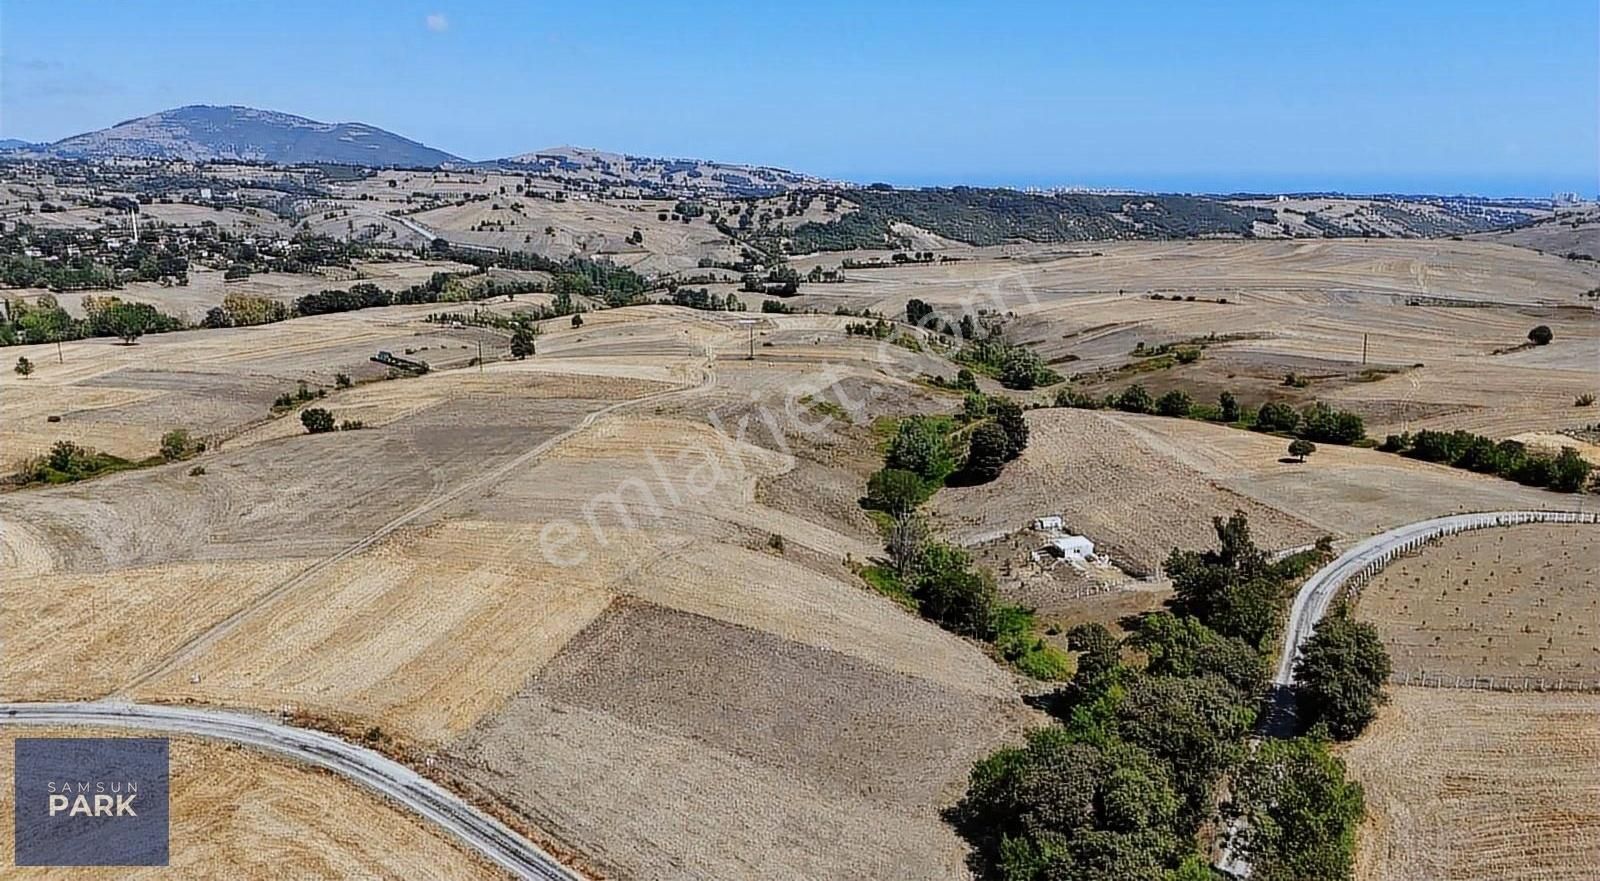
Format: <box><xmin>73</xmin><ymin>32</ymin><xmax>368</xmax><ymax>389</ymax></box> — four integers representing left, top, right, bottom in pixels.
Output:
<box><xmin>13</xmin><ymin>738</ymin><xmax>170</xmax><ymax>866</ymax></box>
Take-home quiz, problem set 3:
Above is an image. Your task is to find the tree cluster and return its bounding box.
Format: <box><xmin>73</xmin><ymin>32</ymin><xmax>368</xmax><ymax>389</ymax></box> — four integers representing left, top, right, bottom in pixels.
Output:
<box><xmin>954</xmin><ymin>514</ymin><xmax>1370</xmax><ymax>881</ymax></box>
<box><xmin>1384</xmin><ymin>429</ymin><xmax>1592</xmax><ymax>492</ymax></box>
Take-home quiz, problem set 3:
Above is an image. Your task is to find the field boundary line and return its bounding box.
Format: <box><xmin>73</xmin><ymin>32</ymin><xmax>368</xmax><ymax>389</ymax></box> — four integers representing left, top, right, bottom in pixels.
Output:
<box><xmin>115</xmin><ymin>345</ymin><xmax>718</xmax><ymax>696</ymax></box>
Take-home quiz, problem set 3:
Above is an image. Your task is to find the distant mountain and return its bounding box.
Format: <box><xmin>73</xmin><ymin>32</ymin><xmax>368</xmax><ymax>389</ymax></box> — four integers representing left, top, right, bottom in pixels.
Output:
<box><xmin>0</xmin><ymin>138</ymin><xmax>43</xmax><ymax>152</ymax></box>
<box><xmin>492</xmin><ymin>145</ymin><xmax>831</xmax><ymax>196</ymax></box>
<box><xmin>36</xmin><ymin>105</ymin><xmax>462</xmax><ymax>167</ymax></box>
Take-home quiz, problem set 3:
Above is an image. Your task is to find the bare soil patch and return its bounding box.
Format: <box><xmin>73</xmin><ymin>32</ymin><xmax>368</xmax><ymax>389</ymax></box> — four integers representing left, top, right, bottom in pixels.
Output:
<box><xmin>443</xmin><ymin>599</ymin><xmax>1035</xmax><ymax>881</ymax></box>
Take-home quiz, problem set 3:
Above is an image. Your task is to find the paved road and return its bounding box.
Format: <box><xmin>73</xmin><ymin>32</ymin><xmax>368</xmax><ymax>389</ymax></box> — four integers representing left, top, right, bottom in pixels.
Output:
<box><xmin>1220</xmin><ymin>508</ymin><xmax>1597</xmax><ymax>877</ymax></box>
<box><xmin>10</xmin><ymin>341</ymin><xmax>729</xmax><ymax>876</ymax></box>
<box><xmin>0</xmin><ymin>701</ymin><xmax>580</xmax><ymax>880</ymax></box>
<box><xmin>1273</xmin><ymin>509</ymin><xmax>1598</xmax><ymax>686</ymax></box>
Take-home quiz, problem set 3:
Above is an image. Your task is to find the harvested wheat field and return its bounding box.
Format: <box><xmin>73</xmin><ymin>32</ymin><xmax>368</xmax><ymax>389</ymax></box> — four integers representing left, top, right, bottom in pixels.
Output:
<box><xmin>1099</xmin><ymin>412</ymin><xmax>1600</xmax><ymax>536</ymax></box>
<box><xmin>931</xmin><ymin>408</ymin><xmax>1323</xmax><ymax>574</ymax></box>
<box><xmin>441</xmin><ymin>599</ymin><xmax>1034</xmax><ymax>881</ymax></box>
<box><xmin>1343</xmin><ymin>688</ymin><xmax>1600</xmax><ymax>881</ymax></box>
<box><xmin>1</xmin><ymin>305</ymin><xmax>1038</xmax><ymax>879</ymax></box>
<box><xmin>0</xmin><ymin>730</ymin><xmax>505</xmax><ymax>880</ymax></box>
<box><xmin>1355</xmin><ymin>524</ymin><xmax>1600</xmax><ymax>681</ymax></box>
<box><xmin>784</xmin><ymin>239</ymin><xmax>1599</xmax><ymax>442</ymax></box>
<box><xmin>930</xmin><ymin>408</ymin><xmax>1595</xmax><ymax>579</ymax></box>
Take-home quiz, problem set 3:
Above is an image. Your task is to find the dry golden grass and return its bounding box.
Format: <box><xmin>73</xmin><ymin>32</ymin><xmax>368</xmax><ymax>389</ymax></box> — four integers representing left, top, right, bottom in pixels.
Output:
<box><xmin>0</xmin><ymin>730</ymin><xmax>506</xmax><ymax>880</ymax></box>
<box><xmin>1355</xmin><ymin>524</ymin><xmax>1600</xmax><ymax>680</ymax></box>
<box><xmin>1344</xmin><ymin>688</ymin><xmax>1600</xmax><ymax>881</ymax></box>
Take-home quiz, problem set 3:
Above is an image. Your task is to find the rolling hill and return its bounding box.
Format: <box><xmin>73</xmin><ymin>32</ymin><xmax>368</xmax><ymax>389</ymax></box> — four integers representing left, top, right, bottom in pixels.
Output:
<box><xmin>33</xmin><ymin>105</ymin><xmax>462</xmax><ymax>167</ymax></box>
<box><xmin>491</xmin><ymin>145</ymin><xmax>830</xmax><ymax>196</ymax></box>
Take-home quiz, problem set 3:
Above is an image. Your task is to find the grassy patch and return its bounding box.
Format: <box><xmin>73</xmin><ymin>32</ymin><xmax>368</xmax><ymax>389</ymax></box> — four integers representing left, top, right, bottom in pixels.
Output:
<box><xmin>992</xmin><ymin>603</ymin><xmax>1074</xmax><ymax>681</ymax></box>
<box><xmin>7</xmin><ymin>441</ymin><xmax>151</xmax><ymax>488</ymax></box>
<box><xmin>799</xmin><ymin>394</ymin><xmax>851</xmax><ymax>423</ymax></box>
<box><xmin>857</xmin><ymin>563</ymin><xmax>918</xmax><ymax>610</ymax></box>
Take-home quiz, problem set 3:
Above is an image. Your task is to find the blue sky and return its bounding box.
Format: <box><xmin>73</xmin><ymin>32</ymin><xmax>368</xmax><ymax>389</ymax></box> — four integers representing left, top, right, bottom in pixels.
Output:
<box><xmin>1</xmin><ymin>0</ymin><xmax>1595</xmax><ymax>195</ymax></box>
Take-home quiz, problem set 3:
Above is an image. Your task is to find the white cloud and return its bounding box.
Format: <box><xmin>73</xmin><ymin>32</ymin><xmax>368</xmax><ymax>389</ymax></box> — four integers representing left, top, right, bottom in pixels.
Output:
<box><xmin>425</xmin><ymin>13</ymin><xmax>449</xmax><ymax>33</ymax></box>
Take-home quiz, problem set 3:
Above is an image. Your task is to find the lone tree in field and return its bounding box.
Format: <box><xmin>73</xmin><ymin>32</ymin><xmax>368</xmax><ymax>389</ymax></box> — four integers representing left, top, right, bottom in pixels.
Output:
<box><xmin>14</xmin><ymin>356</ymin><xmax>33</xmax><ymax>378</ymax></box>
<box><xmin>1288</xmin><ymin>438</ymin><xmax>1316</xmax><ymax>463</ymax></box>
<box><xmin>300</xmin><ymin>407</ymin><xmax>336</xmax><ymax>434</ymax></box>
<box><xmin>571</xmin><ymin>313</ymin><xmax>584</xmax><ymax>328</ymax></box>
<box><xmin>1528</xmin><ymin>324</ymin><xmax>1553</xmax><ymax>346</ymax></box>
<box><xmin>1294</xmin><ymin>606</ymin><xmax>1391</xmax><ymax>740</ymax></box>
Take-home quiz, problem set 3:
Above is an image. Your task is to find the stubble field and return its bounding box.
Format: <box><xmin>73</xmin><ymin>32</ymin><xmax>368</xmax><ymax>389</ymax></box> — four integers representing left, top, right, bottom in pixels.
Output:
<box><xmin>0</xmin><ymin>730</ymin><xmax>505</xmax><ymax>880</ymax></box>
<box><xmin>1343</xmin><ymin>688</ymin><xmax>1600</xmax><ymax>881</ymax></box>
<box><xmin>1354</xmin><ymin>524</ymin><xmax>1600</xmax><ymax>681</ymax></box>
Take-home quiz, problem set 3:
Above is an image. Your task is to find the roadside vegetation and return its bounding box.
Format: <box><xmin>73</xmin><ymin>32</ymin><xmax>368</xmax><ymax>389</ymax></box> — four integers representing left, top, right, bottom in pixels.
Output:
<box><xmin>952</xmin><ymin>514</ymin><xmax>1379</xmax><ymax>881</ymax></box>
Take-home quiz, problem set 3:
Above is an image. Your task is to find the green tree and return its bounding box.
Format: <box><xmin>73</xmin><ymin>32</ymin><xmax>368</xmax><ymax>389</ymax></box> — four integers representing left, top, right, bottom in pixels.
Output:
<box><xmin>102</xmin><ymin>301</ymin><xmax>155</xmax><ymax>344</ymax></box>
<box><xmin>1298</xmin><ymin>403</ymin><xmax>1364</xmax><ymax>444</ymax></box>
<box><xmin>990</xmin><ymin>396</ymin><xmax>1030</xmax><ymax>460</ymax></box>
<box><xmin>1288</xmin><ymin>438</ymin><xmax>1316</xmax><ymax>462</ymax></box>
<box><xmin>1115</xmin><ymin>673</ymin><xmax>1255</xmax><ymax>822</ymax></box>
<box><xmin>959</xmin><ymin>313</ymin><xmax>976</xmax><ymax>340</ymax></box>
<box><xmin>1115</xmin><ymin>384</ymin><xmax>1154</xmax><ymax>413</ymax></box>
<box><xmin>571</xmin><ymin>312</ymin><xmax>584</xmax><ymax>328</ymax></box>
<box><xmin>866</xmin><ymin>467</ymin><xmax>927</xmax><ymax>516</ymax></box>
<box><xmin>1294</xmin><ymin>607</ymin><xmax>1391</xmax><ymax>740</ymax></box>
<box><xmin>1155</xmin><ymin>390</ymin><xmax>1192</xmax><ymax>417</ymax></box>
<box><xmin>14</xmin><ymin>355</ymin><xmax>33</xmax><ymax>378</ymax></box>
<box><xmin>1067</xmin><ymin>622</ymin><xmax>1122</xmax><ymax>693</ymax></box>
<box><xmin>885</xmin><ymin>417</ymin><xmax>955</xmax><ymax>482</ymax></box>
<box><xmin>47</xmin><ymin>440</ymin><xmax>89</xmax><ymax>474</ymax></box>
<box><xmin>912</xmin><ymin>542</ymin><xmax>996</xmax><ymax>638</ymax></box>
<box><xmin>510</xmin><ymin>326</ymin><xmax>536</xmax><ymax>359</ymax></box>
<box><xmin>1128</xmin><ymin>613</ymin><xmax>1267</xmax><ymax>698</ymax></box>
<box><xmin>1218</xmin><ymin>391</ymin><xmax>1240</xmax><ymax>423</ymax></box>
<box><xmin>1550</xmin><ymin>446</ymin><xmax>1594</xmax><ymax>493</ymax></box>
<box><xmin>1254</xmin><ymin>401</ymin><xmax>1299</xmax><ymax>433</ymax></box>
<box><xmin>1231</xmin><ymin>737</ymin><xmax>1365</xmax><ymax>881</ymax></box>
<box><xmin>964</xmin><ymin>421</ymin><xmax>1011</xmax><ymax>483</ymax></box>
<box><xmin>300</xmin><ymin>407</ymin><xmax>336</xmax><ymax>434</ymax></box>
<box><xmin>953</xmin><ymin>728</ymin><xmax>1185</xmax><ymax>881</ymax></box>
<box><xmin>1528</xmin><ymin>324</ymin><xmax>1553</xmax><ymax>346</ymax></box>
<box><xmin>1000</xmin><ymin>347</ymin><xmax>1046</xmax><ymax>390</ymax></box>
<box><xmin>159</xmin><ymin>428</ymin><xmax>196</xmax><ymax>462</ymax></box>
<box><xmin>905</xmin><ymin>297</ymin><xmax>934</xmax><ymax>326</ymax></box>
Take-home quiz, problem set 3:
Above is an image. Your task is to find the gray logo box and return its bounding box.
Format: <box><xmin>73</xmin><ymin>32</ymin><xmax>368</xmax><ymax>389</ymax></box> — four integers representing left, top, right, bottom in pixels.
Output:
<box><xmin>14</xmin><ymin>737</ymin><xmax>170</xmax><ymax>866</ymax></box>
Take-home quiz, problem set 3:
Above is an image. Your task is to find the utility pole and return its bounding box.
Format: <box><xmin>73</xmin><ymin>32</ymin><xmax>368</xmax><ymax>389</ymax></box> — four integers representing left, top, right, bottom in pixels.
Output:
<box><xmin>1362</xmin><ymin>333</ymin><xmax>1368</xmax><ymax>365</ymax></box>
<box><xmin>738</xmin><ymin>318</ymin><xmax>757</xmax><ymax>360</ymax></box>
